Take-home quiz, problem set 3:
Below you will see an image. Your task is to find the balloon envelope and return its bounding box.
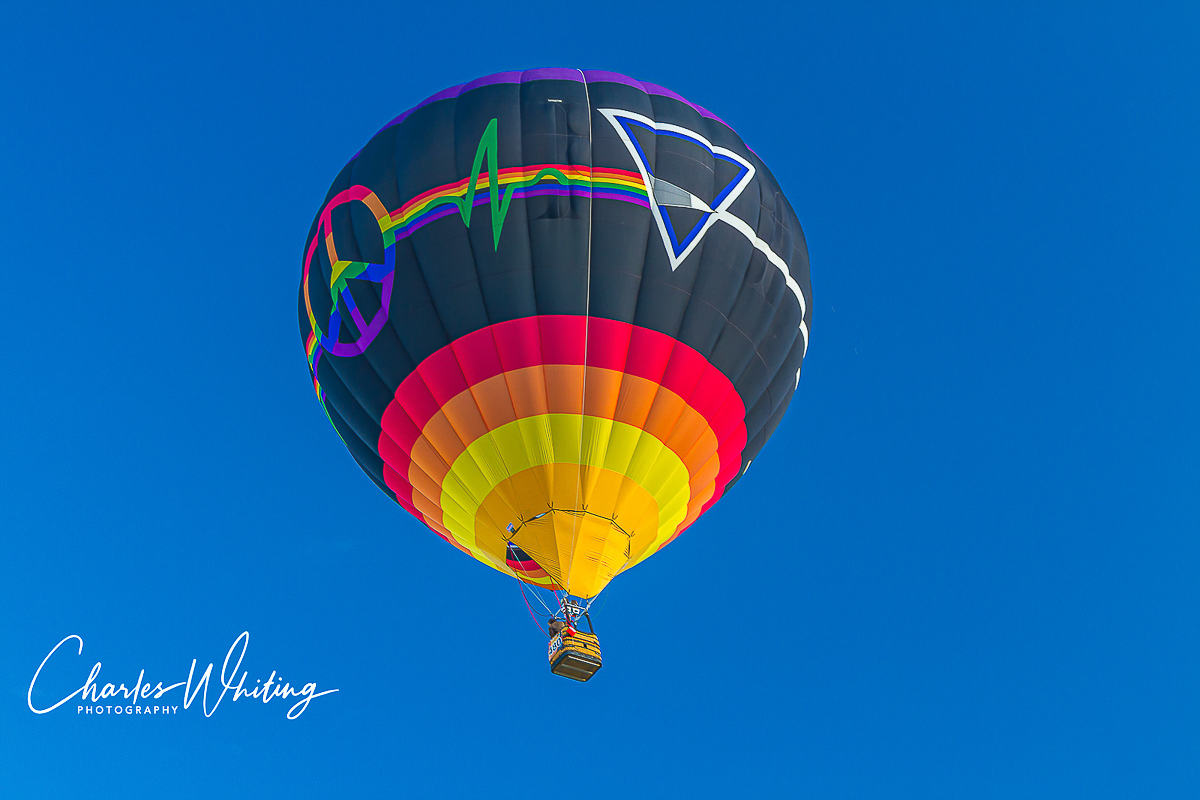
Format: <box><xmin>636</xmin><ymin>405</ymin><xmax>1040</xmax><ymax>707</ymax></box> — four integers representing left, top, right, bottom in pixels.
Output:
<box><xmin>300</xmin><ymin>69</ymin><xmax>811</xmax><ymax>599</ymax></box>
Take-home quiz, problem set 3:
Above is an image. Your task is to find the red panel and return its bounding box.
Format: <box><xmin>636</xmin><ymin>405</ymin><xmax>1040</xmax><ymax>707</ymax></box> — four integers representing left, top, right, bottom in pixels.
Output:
<box><xmin>396</xmin><ymin>374</ymin><xmax>441</xmax><ymax>434</ymax></box>
<box><xmin>537</xmin><ymin>315</ymin><xmax>586</xmax><ymax>365</ymax></box>
<box><xmin>380</xmin><ymin>402</ymin><xmax>421</xmax><ymax>452</ymax></box>
<box><xmin>662</xmin><ymin>343</ymin><xmax>709</xmax><ymax>405</ymax></box>
<box><xmin>623</xmin><ymin>324</ymin><xmax>674</xmax><ymax>384</ymax></box>
<box><xmin>493</xmin><ymin>316</ymin><xmax>545</xmax><ymax>371</ymax></box>
<box><xmin>452</xmin><ymin>328</ymin><xmax>503</xmax><ymax>386</ymax></box>
<box><xmin>710</xmin><ymin>386</ymin><xmax>747</xmax><ymax>445</ymax></box>
<box><xmin>416</xmin><ymin>344</ymin><xmax>469</xmax><ymax>406</ymax></box>
<box><xmin>584</xmin><ymin>317</ymin><xmax>632</xmax><ymax>371</ymax></box>
<box><xmin>688</xmin><ymin>364</ymin><xmax>733</xmax><ymax>422</ymax></box>
<box><xmin>705</xmin><ymin>428</ymin><xmax>748</xmax><ymax>514</ymax></box>
<box><xmin>382</xmin><ymin>463</ymin><xmax>418</xmax><ymax>517</ymax></box>
<box><xmin>378</xmin><ymin>426</ymin><xmax>412</xmax><ymax>468</ymax></box>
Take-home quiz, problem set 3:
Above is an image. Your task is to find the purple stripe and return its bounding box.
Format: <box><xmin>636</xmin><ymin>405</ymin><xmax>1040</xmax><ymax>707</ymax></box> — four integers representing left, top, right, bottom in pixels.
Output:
<box><xmin>510</xmin><ymin>185</ymin><xmax>588</xmax><ymax>198</ymax></box>
<box><xmin>355</xmin><ymin>69</ymin><xmax>740</xmax><ymax>161</ymax></box>
<box><xmin>349</xmin><ymin>305</ymin><xmax>368</xmax><ymax>333</ymax></box>
<box><xmin>375</xmin><ymin>69</ymin><xmax>588</xmax><ymax>138</ymax></box>
<box><xmin>462</xmin><ymin>67</ymin><xmax>583</xmax><ymax>92</ymax></box>
<box><xmin>593</xmin><ymin>191</ymin><xmax>650</xmax><ymax>207</ymax></box>
<box><xmin>582</xmin><ymin>71</ymin><xmax>731</xmax><ymax>127</ymax></box>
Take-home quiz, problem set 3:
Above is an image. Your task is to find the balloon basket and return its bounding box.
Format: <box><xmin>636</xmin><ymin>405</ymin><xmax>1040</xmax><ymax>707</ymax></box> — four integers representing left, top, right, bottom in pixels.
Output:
<box><xmin>548</xmin><ymin>631</ymin><xmax>603</xmax><ymax>682</ymax></box>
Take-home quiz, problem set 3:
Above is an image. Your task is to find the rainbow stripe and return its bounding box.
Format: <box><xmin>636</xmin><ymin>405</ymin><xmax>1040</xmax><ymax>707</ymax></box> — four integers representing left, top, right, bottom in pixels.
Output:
<box><xmin>380</xmin><ymin>165</ymin><xmax>647</xmax><ymax>243</ymax></box>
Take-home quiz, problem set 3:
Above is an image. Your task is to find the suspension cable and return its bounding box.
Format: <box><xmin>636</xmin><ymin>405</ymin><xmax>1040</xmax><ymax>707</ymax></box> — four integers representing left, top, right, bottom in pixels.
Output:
<box><xmin>518</xmin><ymin>580</ymin><xmax>548</xmax><ymax>637</ymax></box>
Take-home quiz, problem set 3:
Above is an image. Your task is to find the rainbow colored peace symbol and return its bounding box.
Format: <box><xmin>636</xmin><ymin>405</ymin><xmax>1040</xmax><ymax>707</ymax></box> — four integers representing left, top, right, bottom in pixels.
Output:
<box><xmin>302</xmin><ymin>186</ymin><xmax>396</xmax><ymax>359</ymax></box>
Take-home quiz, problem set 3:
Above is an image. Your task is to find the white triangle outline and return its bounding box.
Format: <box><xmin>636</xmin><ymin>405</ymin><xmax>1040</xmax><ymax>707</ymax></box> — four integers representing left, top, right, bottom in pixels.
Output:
<box><xmin>599</xmin><ymin>108</ymin><xmax>755</xmax><ymax>271</ymax></box>
<box><xmin>597</xmin><ymin>108</ymin><xmax>810</xmax><ymax>355</ymax></box>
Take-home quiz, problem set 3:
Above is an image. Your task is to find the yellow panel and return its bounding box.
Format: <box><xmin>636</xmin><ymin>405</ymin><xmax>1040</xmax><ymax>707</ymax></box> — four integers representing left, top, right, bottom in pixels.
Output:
<box><xmin>474</xmin><ymin>463</ymin><xmax>662</xmax><ymax>599</ymax></box>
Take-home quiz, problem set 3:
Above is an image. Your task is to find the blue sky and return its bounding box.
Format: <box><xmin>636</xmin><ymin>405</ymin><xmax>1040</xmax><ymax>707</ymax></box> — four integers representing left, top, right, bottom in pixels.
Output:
<box><xmin>2</xmin><ymin>2</ymin><xmax>1197</xmax><ymax>797</ymax></box>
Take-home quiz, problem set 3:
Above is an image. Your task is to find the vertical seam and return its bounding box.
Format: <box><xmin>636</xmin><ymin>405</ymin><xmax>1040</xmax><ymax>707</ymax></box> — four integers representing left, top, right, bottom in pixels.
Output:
<box><xmin>565</xmin><ymin>68</ymin><xmax>593</xmax><ymax>598</ymax></box>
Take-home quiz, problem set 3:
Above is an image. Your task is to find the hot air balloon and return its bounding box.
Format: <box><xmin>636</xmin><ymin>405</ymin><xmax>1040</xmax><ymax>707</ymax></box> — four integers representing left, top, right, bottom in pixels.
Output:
<box><xmin>299</xmin><ymin>69</ymin><xmax>811</xmax><ymax>681</ymax></box>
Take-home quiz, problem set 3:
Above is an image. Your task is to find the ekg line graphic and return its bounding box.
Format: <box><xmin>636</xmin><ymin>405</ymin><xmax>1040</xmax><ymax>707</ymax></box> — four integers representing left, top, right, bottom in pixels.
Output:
<box><xmin>446</xmin><ymin>118</ymin><xmax>568</xmax><ymax>250</ymax></box>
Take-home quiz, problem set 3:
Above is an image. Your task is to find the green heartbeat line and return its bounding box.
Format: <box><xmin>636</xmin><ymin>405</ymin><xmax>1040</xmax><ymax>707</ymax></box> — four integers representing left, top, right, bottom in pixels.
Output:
<box><xmin>333</xmin><ymin>119</ymin><xmax>578</xmax><ymax>303</ymax></box>
<box><xmin>446</xmin><ymin>118</ymin><xmax>573</xmax><ymax>250</ymax></box>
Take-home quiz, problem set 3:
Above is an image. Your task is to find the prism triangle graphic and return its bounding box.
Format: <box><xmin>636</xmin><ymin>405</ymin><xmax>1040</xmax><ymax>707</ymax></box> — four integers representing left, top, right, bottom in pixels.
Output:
<box><xmin>600</xmin><ymin>108</ymin><xmax>755</xmax><ymax>270</ymax></box>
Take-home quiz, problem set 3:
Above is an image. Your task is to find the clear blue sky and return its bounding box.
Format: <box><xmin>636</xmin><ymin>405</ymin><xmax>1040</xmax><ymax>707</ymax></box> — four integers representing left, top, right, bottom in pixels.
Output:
<box><xmin>2</xmin><ymin>2</ymin><xmax>1197</xmax><ymax>797</ymax></box>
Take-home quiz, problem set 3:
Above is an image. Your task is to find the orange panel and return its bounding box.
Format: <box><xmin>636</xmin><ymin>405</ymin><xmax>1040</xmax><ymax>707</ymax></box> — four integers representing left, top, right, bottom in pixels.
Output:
<box><xmin>409</xmin><ymin>437</ymin><xmax>451</xmax><ymax>486</ymax></box>
<box><xmin>439</xmin><ymin>396</ymin><xmax>490</xmax><ymax>451</ymax></box>
<box><xmin>543</xmin><ymin>364</ymin><xmax>584</xmax><ymax>414</ymax></box>
<box><xmin>422</xmin><ymin>412</ymin><xmax>468</xmax><ymax>468</ymax></box>
<box><xmin>507</xmin><ymin>365</ymin><xmax>555</xmax><ymax>418</ymax></box>
<box><xmin>582</xmin><ymin>365</ymin><xmax>623</xmax><ymax>419</ymax></box>
<box><xmin>468</xmin><ymin>374</ymin><xmax>518</xmax><ymax>430</ymax></box>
